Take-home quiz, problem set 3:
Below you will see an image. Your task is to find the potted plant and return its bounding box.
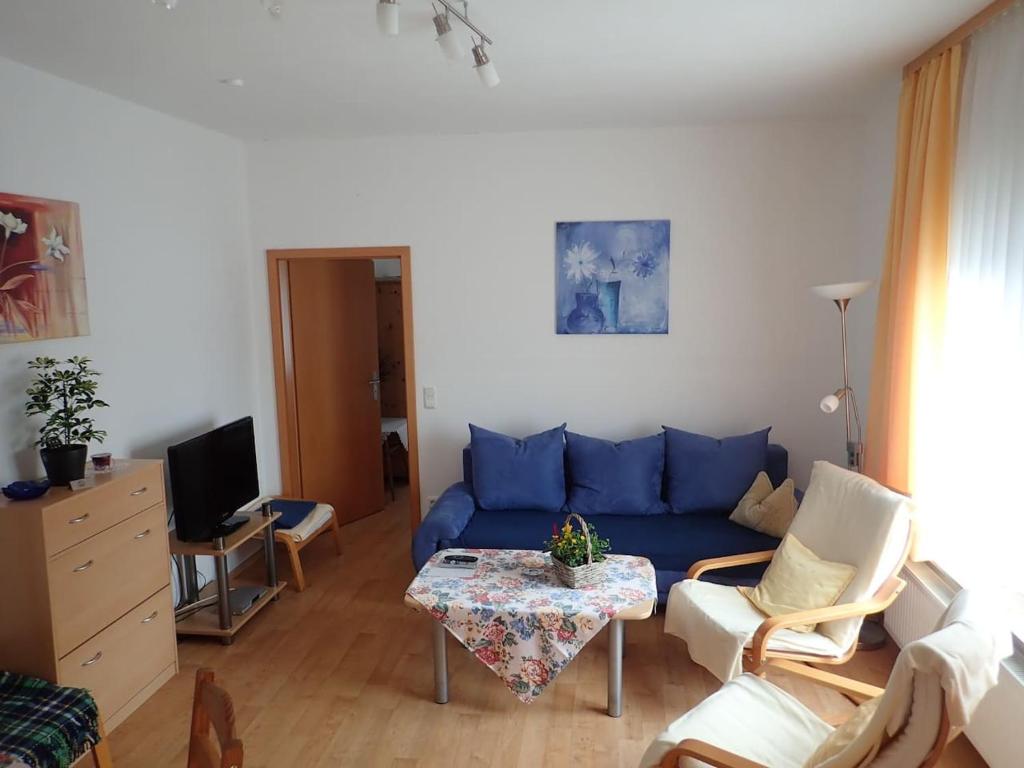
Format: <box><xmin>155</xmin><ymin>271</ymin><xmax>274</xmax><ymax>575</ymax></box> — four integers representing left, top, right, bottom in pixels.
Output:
<box><xmin>25</xmin><ymin>356</ymin><xmax>109</xmax><ymax>485</ymax></box>
<box><xmin>543</xmin><ymin>512</ymin><xmax>611</xmax><ymax>588</ymax></box>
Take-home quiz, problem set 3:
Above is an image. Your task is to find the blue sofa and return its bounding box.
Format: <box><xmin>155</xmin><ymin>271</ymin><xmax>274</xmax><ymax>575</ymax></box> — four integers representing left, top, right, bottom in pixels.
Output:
<box><xmin>412</xmin><ymin>442</ymin><xmax>789</xmax><ymax>601</ymax></box>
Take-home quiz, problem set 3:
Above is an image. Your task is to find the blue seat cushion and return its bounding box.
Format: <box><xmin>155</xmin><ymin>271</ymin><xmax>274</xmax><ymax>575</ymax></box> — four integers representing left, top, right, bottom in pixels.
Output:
<box><xmin>565</xmin><ymin>431</ymin><xmax>667</xmax><ymax>515</ymax></box>
<box><xmin>454</xmin><ymin>508</ymin><xmax>779</xmax><ymax>576</ymax></box>
<box><xmin>663</xmin><ymin>426</ymin><xmax>770</xmax><ymax>513</ymax></box>
<box><xmin>469</xmin><ymin>423</ymin><xmax>567</xmax><ymax>513</ymax></box>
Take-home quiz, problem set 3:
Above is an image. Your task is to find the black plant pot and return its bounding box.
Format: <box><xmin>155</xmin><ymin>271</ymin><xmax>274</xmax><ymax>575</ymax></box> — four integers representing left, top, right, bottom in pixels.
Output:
<box><xmin>40</xmin><ymin>444</ymin><xmax>88</xmax><ymax>486</ymax></box>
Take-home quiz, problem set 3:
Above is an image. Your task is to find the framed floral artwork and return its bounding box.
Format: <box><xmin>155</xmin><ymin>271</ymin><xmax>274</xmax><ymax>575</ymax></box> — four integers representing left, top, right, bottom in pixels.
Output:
<box><xmin>555</xmin><ymin>219</ymin><xmax>670</xmax><ymax>334</ymax></box>
<box><xmin>0</xmin><ymin>193</ymin><xmax>90</xmax><ymax>344</ymax></box>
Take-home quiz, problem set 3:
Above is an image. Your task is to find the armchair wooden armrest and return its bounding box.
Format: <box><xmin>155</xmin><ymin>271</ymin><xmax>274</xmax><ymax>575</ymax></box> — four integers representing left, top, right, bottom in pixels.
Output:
<box><xmin>749</xmin><ymin>577</ymin><xmax>907</xmax><ymax>665</ymax></box>
<box><xmin>658</xmin><ymin>740</ymin><xmax>767</xmax><ymax>768</ymax></box>
<box><xmin>763</xmin><ymin>659</ymin><xmax>886</xmax><ymax>703</ymax></box>
<box><xmin>687</xmin><ymin>550</ymin><xmax>776</xmax><ymax>581</ymax></box>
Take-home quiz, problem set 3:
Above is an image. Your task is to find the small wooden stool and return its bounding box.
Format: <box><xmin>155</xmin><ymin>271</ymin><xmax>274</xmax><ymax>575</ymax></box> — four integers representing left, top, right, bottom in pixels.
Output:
<box><xmin>273</xmin><ymin>503</ymin><xmax>342</xmax><ymax>592</ymax></box>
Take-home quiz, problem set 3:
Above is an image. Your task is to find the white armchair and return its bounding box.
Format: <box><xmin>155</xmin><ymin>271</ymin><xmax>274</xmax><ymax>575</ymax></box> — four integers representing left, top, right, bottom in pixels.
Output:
<box><xmin>642</xmin><ymin>590</ymin><xmax>1011</xmax><ymax>768</ymax></box>
<box><xmin>664</xmin><ymin>461</ymin><xmax>913</xmax><ymax>683</ymax></box>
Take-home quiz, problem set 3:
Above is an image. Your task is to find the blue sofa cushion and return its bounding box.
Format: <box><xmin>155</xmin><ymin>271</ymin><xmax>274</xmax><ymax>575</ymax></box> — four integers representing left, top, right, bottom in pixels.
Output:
<box><xmin>454</xmin><ymin>508</ymin><xmax>779</xmax><ymax>583</ymax></box>
<box><xmin>663</xmin><ymin>426</ymin><xmax>770</xmax><ymax>513</ymax></box>
<box><xmin>469</xmin><ymin>423</ymin><xmax>567</xmax><ymax>513</ymax></box>
<box><xmin>565</xmin><ymin>431</ymin><xmax>667</xmax><ymax>515</ymax></box>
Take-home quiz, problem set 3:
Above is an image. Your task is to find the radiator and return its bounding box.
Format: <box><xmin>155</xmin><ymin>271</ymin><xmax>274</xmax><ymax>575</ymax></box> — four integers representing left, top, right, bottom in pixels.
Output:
<box><xmin>884</xmin><ymin>568</ymin><xmax>947</xmax><ymax>645</ymax></box>
<box><xmin>885</xmin><ymin>566</ymin><xmax>1022</xmax><ymax>768</ymax></box>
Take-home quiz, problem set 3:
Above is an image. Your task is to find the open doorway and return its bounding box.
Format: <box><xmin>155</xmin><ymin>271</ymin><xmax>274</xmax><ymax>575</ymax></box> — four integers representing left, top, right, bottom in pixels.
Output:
<box><xmin>266</xmin><ymin>247</ymin><xmax>420</xmax><ymax>534</ymax></box>
<box><xmin>374</xmin><ymin>258</ymin><xmax>410</xmax><ymax>501</ymax></box>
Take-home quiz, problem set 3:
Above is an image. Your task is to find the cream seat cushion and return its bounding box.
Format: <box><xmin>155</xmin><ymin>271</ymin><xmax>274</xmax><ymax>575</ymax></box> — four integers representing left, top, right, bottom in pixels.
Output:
<box><xmin>787</xmin><ymin>462</ymin><xmax>911</xmax><ymax>649</ymax></box>
<box><xmin>279</xmin><ymin>503</ymin><xmax>334</xmax><ymax>543</ymax></box>
<box><xmin>639</xmin><ymin>673</ymin><xmax>833</xmax><ymax>768</ymax></box>
<box><xmin>664</xmin><ymin>579</ymin><xmax>849</xmax><ymax>682</ymax></box>
<box><xmin>739</xmin><ymin>534</ymin><xmax>857</xmax><ymax>633</ymax></box>
<box><xmin>729</xmin><ymin>471</ymin><xmax>797</xmax><ymax>537</ymax></box>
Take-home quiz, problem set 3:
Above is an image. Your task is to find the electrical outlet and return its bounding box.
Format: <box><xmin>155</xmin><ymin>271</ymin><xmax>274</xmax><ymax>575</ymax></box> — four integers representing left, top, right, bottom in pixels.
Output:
<box><xmin>423</xmin><ymin>386</ymin><xmax>437</xmax><ymax>409</ymax></box>
<box><xmin>427</xmin><ymin>495</ymin><xmax>439</xmax><ymax>508</ymax></box>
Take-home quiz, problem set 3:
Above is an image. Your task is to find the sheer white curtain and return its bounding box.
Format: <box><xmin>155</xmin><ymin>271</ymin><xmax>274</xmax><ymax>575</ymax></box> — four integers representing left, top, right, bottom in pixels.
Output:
<box><xmin>914</xmin><ymin>2</ymin><xmax>1024</xmax><ymax>620</ymax></box>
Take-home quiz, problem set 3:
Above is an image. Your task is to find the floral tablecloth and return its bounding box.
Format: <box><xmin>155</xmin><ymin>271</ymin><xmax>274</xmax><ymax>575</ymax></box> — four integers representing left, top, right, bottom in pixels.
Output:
<box><xmin>405</xmin><ymin>549</ymin><xmax>657</xmax><ymax>702</ymax></box>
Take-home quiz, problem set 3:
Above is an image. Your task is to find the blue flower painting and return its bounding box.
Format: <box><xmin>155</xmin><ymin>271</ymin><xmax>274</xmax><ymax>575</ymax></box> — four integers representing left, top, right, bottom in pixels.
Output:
<box><xmin>556</xmin><ymin>220</ymin><xmax>670</xmax><ymax>335</ymax></box>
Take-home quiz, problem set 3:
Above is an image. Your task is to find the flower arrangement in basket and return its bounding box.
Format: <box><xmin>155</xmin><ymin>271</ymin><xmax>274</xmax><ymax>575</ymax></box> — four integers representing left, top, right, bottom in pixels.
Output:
<box><xmin>543</xmin><ymin>512</ymin><xmax>611</xmax><ymax>588</ymax></box>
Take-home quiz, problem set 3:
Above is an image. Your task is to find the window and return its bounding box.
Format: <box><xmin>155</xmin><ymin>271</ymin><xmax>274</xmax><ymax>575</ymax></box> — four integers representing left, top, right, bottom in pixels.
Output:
<box><xmin>912</xmin><ymin>3</ymin><xmax>1024</xmax><ymax>640</ymax></box>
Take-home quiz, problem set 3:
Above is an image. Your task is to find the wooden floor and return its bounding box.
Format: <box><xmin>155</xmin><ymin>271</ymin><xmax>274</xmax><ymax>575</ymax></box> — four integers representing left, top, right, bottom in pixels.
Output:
<box><xmin>110</xmin><ymin>488</ymin><xmax>988</xmax><ymax>767</ymax></box>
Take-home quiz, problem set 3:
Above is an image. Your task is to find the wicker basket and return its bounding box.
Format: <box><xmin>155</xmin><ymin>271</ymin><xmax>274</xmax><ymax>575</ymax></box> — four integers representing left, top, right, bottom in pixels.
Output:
<box><xmin>550</xmin><ymin>512</ymin><xmax>606</xmax><ymax>588</ymax></box>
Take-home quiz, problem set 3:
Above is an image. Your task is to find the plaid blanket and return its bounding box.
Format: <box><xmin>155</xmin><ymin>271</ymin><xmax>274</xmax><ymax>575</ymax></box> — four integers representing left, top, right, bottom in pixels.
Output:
<box><xmin>0</xmin><ymin>672</ymin><xmax>100</xmax><ymax>768</ymax></box>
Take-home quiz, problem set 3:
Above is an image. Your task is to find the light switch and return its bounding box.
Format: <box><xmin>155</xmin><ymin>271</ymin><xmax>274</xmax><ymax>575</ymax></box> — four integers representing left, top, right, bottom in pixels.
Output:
<box><xmin>423</xmin><ymin>386</ymin><xmax>437</xmax><ymax>409</ymax></box>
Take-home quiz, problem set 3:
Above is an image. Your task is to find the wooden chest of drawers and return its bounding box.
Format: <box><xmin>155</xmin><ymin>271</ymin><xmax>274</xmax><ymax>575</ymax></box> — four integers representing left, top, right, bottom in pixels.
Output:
<box><xmin>0</xmin><ymin>460</ymin><xmax>178</xmax><ymax>730</ymax></box>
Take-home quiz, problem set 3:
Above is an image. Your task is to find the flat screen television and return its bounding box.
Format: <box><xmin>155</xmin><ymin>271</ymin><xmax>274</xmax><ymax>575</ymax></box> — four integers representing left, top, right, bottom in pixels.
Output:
<box><xmin>168</xmin><ymin>417</ymin><xmax>260</xmax><ymax>542</ymax></box>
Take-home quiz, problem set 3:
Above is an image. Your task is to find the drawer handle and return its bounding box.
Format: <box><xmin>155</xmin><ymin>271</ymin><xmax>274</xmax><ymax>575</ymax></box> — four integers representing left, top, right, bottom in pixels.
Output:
<box><xmin>141</xmin><ymin>610</ymin><xmax>159</xmax><ymax>624</ymax></box>
<box><xmin>130</xmin><ymin>486</ymin><xmax>148</xmax><ymax>497</ymax></box>
<box><xmin>81</xmin><ymin>651</ymin><xmax>103</xmax><ymax>667</ymax></box>
<box><xmin>68</xmin><ymin>513</ymin><xmax>90</xmax><ymax>525</ymax></box>
<box><xmin>134</xmin><ymin>528</ymin><xmax>152</xmax><ymax>540</ymax></box>
<box><xmin>72</xmin><ymin>559</ymin><xmax>94</xmax><ymax>573</ymax></box>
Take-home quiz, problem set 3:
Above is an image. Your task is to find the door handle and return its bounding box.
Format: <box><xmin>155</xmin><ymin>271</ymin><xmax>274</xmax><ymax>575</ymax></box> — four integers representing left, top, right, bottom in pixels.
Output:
<box><xmin>81</xmin><ymin>651</ymin><xmax>103</xmax><ymax>667</ymax></box>
<box><xmin>134</xmin><ymin>529</ymin><xmax>152</xmax><ymax>540</ymax></box>
<box><xmin>73</xmin><ymin>560</ymin><xmax>94</xmax><ymax>573</ymax></box>
<box><xmin>369</xmin><ymin>373</ymin><xmax>381</xmax><ymax>402</ymax></box>
<box><xmin>130</xmin><ymin>487</ymin><xmax>148</xmax><ymax>496</ymax></box>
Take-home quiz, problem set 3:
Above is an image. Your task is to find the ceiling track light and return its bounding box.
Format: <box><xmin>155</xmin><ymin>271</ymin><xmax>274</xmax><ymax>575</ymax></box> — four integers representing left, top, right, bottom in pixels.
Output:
<box><xmin>432</xmin><ymin>6</ymin><xmax>464</xmax><ymax>61</ymax></box>
<box><xmin>471</xmin><ymin>39</ymin><xmax>499</xmax><ymax>88</ymax></box>
<box><xmin>377</xmin><ymin>0</ymin><xmax>400</xmax><ymax>36</ymax></box>
<box><xmin>434</xmin><ymin>0</ymin><xmax>491</xmax><ymax>47</ymax></box>
<box><xmin>153</xmin><ymin>0</ymin><xmax>281</xmax><ymax>17</ymax></box>
<box><xmin>380</xmin><ymin>0</ymin><xmax>498</xmax><ymax>87</ymax></box>
<box><xmin>260</xmin><ymin>0</ymin><xmax>284</xmax><ymax>19</ymax></box>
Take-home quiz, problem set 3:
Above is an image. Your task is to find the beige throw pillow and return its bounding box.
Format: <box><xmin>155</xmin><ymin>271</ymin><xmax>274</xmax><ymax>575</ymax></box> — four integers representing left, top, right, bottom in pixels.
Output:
<box><xmin>738</xmin><ymin>533</ymin><xmax>857</xmax><ymax>633</ymax></box>
<box><xmin>729</xmin><ymin>471</ymin><xmax>797</xmax><ymax>538</ymax></box>
<box><xmin>804</xmin><ymin>696</ymin><xmax>881</xmax><ymax>767</ymax></box>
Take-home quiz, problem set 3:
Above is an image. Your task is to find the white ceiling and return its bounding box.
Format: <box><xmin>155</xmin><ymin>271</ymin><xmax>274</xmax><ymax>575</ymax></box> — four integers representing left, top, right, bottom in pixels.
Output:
<box><xmin>0</xmin><ymin>0</ymin><xmax>990</xmax><ymax>141</ymax></box>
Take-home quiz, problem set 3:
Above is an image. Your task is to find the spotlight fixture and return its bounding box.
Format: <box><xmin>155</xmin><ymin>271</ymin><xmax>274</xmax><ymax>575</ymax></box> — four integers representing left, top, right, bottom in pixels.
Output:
<box><xmin>378</xmin><ymin>0</ymin><xmax>498</xmax><ymax>87</ymax></box>
<box><xmin>377</xmin><ymin>0</ymin><xmax>400</xmax><ymax>36</ymax></box>
<box><xmin>260</xmin><ymin>0</ymin><xmax>284</xmax><ymax>18</ymax></box>
<box><xmin>432</xmin><ymin>6</ymin><xmax>464</xmax><ymax>60</ymax></box>
<box><xmin>471</xmin><ymin>40</ymin><xmax>499</xmax><ymax>88</ymax></box>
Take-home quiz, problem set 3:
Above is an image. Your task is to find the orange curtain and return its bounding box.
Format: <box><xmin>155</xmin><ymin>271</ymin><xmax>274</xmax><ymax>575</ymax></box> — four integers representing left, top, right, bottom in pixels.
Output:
<box><xmin>865</xmin><ymin>47</ymin><xmax>962</xmax><ymax>493</ymax></box>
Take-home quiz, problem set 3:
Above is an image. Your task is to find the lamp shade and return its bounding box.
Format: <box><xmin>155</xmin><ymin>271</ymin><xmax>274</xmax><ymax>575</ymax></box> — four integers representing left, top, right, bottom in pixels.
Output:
<box><xmin>820</xmin><ymin>394</ymin><xmax>840</xmax><ymax>413</ymax></box>
<box><xmin>376</xmin><ymin>0</ymin><xmax>399</xmax><ymax>36</ymax></box>
<box><xmin>476</xmin><ymin>60</ymin><xmax>500</xmax><ymax>88</ymax></box>
<box><xmin>437</xmin><ymin>29</ymin><xmax>464</xmax><ymax>60</ymax></box>
<box><xmin>811</xmin><ymin>281</ymin><xmax>873</xmax><ymax>301</ymax></box>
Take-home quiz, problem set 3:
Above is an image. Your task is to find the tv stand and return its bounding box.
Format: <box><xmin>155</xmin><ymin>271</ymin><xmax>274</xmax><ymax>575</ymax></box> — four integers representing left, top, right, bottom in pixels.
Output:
<box><xmin>170</xmin><ymin>507</ymin><xmax>285</xmax><ymax>644</ymax></box>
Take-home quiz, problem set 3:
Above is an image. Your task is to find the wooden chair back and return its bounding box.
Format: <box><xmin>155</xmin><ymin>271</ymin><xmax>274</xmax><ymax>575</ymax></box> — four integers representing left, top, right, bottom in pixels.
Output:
<box><xmin>187</xmin><ymin>669</ymin><xmax>243</xmax><ymax>768</ymax></box>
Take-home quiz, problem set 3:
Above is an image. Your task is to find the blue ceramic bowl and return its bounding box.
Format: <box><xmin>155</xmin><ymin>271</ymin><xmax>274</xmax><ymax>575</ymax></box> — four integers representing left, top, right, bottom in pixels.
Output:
<box><xmin>2</xmin><ymin>480</ymin><xmax>52</xmax><ymax>501</ymax></box>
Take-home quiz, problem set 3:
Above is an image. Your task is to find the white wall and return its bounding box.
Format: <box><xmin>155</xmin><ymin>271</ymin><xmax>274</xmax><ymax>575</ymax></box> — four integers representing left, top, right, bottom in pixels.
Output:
<box><xmin>0</xmin><ymin>57</ymin><xmax>258</xmax><ymax>586</ymax></box>
<box><xmin>246</xmin><ymin>117</ymin><xmax>897</xmax><ymax>510</ymax></box>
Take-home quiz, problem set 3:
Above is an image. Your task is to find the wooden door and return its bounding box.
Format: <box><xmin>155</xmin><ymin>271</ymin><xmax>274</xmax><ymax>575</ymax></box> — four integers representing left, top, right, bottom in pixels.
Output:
<box><xmin>288</xmin><ymin>259</ymin><xmax>385</xmax><ymax>522</ymax></box>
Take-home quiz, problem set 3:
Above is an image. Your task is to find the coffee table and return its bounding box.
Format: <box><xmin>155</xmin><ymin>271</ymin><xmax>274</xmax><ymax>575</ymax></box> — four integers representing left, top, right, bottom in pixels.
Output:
<box><xmin>404</xmin><ymin>548</ymin><xmax>657</xmax><ymax>717</ymax></box>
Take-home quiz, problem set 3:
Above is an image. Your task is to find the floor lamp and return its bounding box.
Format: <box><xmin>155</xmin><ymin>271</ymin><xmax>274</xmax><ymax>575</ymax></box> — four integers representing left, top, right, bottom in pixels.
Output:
<box><xmin>812</xmin><ymin>281</ymin><xmax>873</xmax><ymax>472</ymax></box>
<box><xmin>812</xmin><ymin>280</ymin><xmax>886</xmax><ymax>650</ymax></box>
